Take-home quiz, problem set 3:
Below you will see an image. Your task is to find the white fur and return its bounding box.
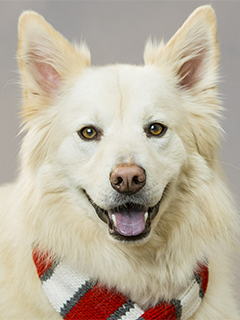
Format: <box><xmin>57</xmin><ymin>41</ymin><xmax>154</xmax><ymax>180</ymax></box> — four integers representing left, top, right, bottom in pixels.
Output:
<box><xmin>0</xmin><ymin>5</ymin><xmax>239</xmax><ymax>319</ymax></box>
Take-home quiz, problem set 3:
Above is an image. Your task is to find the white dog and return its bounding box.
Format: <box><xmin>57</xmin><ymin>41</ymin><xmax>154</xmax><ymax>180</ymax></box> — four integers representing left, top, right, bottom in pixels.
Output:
<box><xmin>0</xmin><ymin>5</ymin><xmax>239</xmax><ymax>319</ymax></box>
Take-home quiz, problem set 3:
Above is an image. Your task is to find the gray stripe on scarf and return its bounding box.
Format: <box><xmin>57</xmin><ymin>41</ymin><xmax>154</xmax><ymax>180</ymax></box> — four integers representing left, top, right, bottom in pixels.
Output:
<box><xmin>59</xmin><ymin>279</ymin><xmax>97</xmax><ymax>318</ymax></box>
<box><xmin>107</xmin><ymin>300</ymin><xmax>135</xmax><ymax>320</ymax></box>
<box><xmin>40</xmin><ymin>260</ymin><xmax>58</xmax><ymax>283</ymax></box>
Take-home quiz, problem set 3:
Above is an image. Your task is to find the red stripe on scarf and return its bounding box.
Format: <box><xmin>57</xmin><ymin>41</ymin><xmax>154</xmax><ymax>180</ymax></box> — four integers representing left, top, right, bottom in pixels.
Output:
<box><xmin>141</xmin><ymin>302</ymin><xmax>177</xmax><ymax>320</ymax></box>
<box><xmin>196</xmin><ymin>263</ymin><xmax>208</xmax><ymax>293</ymax></box>
<box><xmin>32</xmin><ymin>248</ymin><xmax>53</xmax><ymax>278</ymax></box>
<box><xmin>64</xmin><ymin>284</ymin><xmax>127</xmax><ymax>320</ymax></box>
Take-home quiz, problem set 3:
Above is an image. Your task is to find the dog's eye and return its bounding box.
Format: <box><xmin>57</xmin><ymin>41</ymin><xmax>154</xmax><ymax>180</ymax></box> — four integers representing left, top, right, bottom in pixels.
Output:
<box><xmin>78</xmin><ymin>126</ymin><xmax>98</xmax><ymax>140</ymax></box>
<box><xmin>147</xmin><ymin>123</ymin><xmax>167</xmax><ymax>137</ymax></box>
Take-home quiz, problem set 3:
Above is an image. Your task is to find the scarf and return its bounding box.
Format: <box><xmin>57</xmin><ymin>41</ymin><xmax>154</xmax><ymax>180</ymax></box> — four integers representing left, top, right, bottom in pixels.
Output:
<box><xmin>33</xmin><ymin>249</ymin><xmax>208</xmax><ymax>320</ymax></box>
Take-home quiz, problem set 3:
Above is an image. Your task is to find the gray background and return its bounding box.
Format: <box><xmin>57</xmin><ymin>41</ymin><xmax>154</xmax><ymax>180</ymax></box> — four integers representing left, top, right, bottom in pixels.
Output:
<box><xmin>0</xmin><ymin>0</ymin><xmax>239</xmax><ymax>298</ymax></box>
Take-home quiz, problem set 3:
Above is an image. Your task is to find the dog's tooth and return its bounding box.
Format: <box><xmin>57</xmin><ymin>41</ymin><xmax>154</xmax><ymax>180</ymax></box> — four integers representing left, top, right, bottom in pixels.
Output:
<box><xmin>144</xmin><ymin>212</ymin><xmax>148</xmax><ymax>222</ymax></box>
<box><xmin>112</xmin><ymin>214</ymin><xmax>117</xmax><ymax>226</ymax></box>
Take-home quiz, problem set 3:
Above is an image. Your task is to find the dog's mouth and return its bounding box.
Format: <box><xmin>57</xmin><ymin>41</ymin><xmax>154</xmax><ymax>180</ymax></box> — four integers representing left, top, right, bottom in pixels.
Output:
<box><xmin>84</xmin><ymin>186</ymin><xmax>167</xmax><ymax>242</ymax></box>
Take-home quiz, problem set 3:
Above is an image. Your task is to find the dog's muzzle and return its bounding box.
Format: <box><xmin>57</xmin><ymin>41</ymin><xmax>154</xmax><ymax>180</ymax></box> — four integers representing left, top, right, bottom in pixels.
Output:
<box><xmin>84</xmin><ymin>164</ymin><xmax>168</xmax><ymax>242</ymax></box>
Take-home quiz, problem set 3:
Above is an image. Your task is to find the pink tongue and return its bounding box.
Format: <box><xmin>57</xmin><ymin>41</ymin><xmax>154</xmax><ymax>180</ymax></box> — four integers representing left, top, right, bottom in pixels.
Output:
<box><xmin>114</xmin><ymin>211</ymin><xmax>146</xmax><ymax>236</ymax></box>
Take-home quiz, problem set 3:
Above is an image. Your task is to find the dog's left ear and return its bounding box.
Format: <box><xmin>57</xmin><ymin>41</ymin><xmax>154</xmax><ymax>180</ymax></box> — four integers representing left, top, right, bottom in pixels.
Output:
<box><xmin>144</xmin><ymin>5</ymin><xmax>219</xmax><ymax>91</ymax></box>
<box><xmin>18</xmin><ymin>11</ymin><xmax>90</xmax><ymax>119</ymax></box>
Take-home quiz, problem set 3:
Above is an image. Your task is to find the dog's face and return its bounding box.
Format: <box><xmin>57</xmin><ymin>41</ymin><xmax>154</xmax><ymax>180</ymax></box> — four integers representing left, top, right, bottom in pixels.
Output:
<box><xmin>55</xmin><ymin>65</ymin><xmax>187</xmax><ymax>241</ymax></box>
<box><xmin>18</xmin><ymin>6</ymin><xmax>220</xmax><ymax>243</ymax></box>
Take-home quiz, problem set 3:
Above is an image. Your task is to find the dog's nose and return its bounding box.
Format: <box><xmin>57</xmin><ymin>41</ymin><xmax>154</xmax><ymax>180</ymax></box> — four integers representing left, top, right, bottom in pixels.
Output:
<box><xmin>110</xmin><ymin>164</ymin><xmax>146</xmax><ymax>195</ymax></box>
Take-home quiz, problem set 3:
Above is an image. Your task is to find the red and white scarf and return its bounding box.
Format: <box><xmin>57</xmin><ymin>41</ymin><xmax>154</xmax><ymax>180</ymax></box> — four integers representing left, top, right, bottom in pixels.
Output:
<box><xmin>33</xmin><ymin>249</ymin><xmax>208</xmax><ymax>320</ymax></box>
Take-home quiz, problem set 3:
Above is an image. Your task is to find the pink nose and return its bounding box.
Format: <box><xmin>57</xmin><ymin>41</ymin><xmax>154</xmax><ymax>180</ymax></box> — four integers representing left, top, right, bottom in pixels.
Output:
<box><xmin>110</xmin><ymin>164</ymin><xmax>146</xmax><ymax>195</ymax></box>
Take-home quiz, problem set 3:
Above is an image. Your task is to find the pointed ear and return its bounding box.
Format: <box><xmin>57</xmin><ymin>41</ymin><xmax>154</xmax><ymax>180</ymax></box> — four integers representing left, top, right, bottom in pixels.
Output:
<box><xmin>144</xmin><ymin>5</ymin><xmax>219</xmax><ymax>91</ymax></box>
<box><xmin>18</xmin><ymin>11</ymin><xmax>90</xmax><ymax>113</ymax></box>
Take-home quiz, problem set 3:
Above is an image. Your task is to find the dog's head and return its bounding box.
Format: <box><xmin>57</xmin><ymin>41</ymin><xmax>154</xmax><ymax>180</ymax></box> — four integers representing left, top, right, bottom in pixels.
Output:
<box><xmin>18</xmin><ymin>6</ymin><xmax>220</xmax><ymax>244</ymax></box>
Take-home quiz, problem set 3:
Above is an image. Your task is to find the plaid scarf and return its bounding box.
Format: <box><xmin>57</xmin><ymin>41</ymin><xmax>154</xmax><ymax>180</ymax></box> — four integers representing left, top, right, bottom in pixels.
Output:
<box><xmin>33</xmin><ymin>249</ymin><xmax>208</xmax><ymax>320</ymax></box>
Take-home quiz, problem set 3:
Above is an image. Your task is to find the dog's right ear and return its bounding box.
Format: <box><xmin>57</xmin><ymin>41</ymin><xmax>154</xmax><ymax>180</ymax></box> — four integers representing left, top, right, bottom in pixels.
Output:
<box><xmin>144</xmin><ymin>5</ymin><xmax>219</xmax><ymax>92</ymax></box>
<box><xmin>18</xmin><ymin>11</ymin><xmax>90</xmax><ymax>119</ymax></box>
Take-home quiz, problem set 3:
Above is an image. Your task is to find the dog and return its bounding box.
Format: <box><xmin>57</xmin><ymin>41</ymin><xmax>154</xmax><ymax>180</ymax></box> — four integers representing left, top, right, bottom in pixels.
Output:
<box><xmin>0</xmin><ymin>5</ymin><xmax>239</xmax><ymax>319</ymax></box>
